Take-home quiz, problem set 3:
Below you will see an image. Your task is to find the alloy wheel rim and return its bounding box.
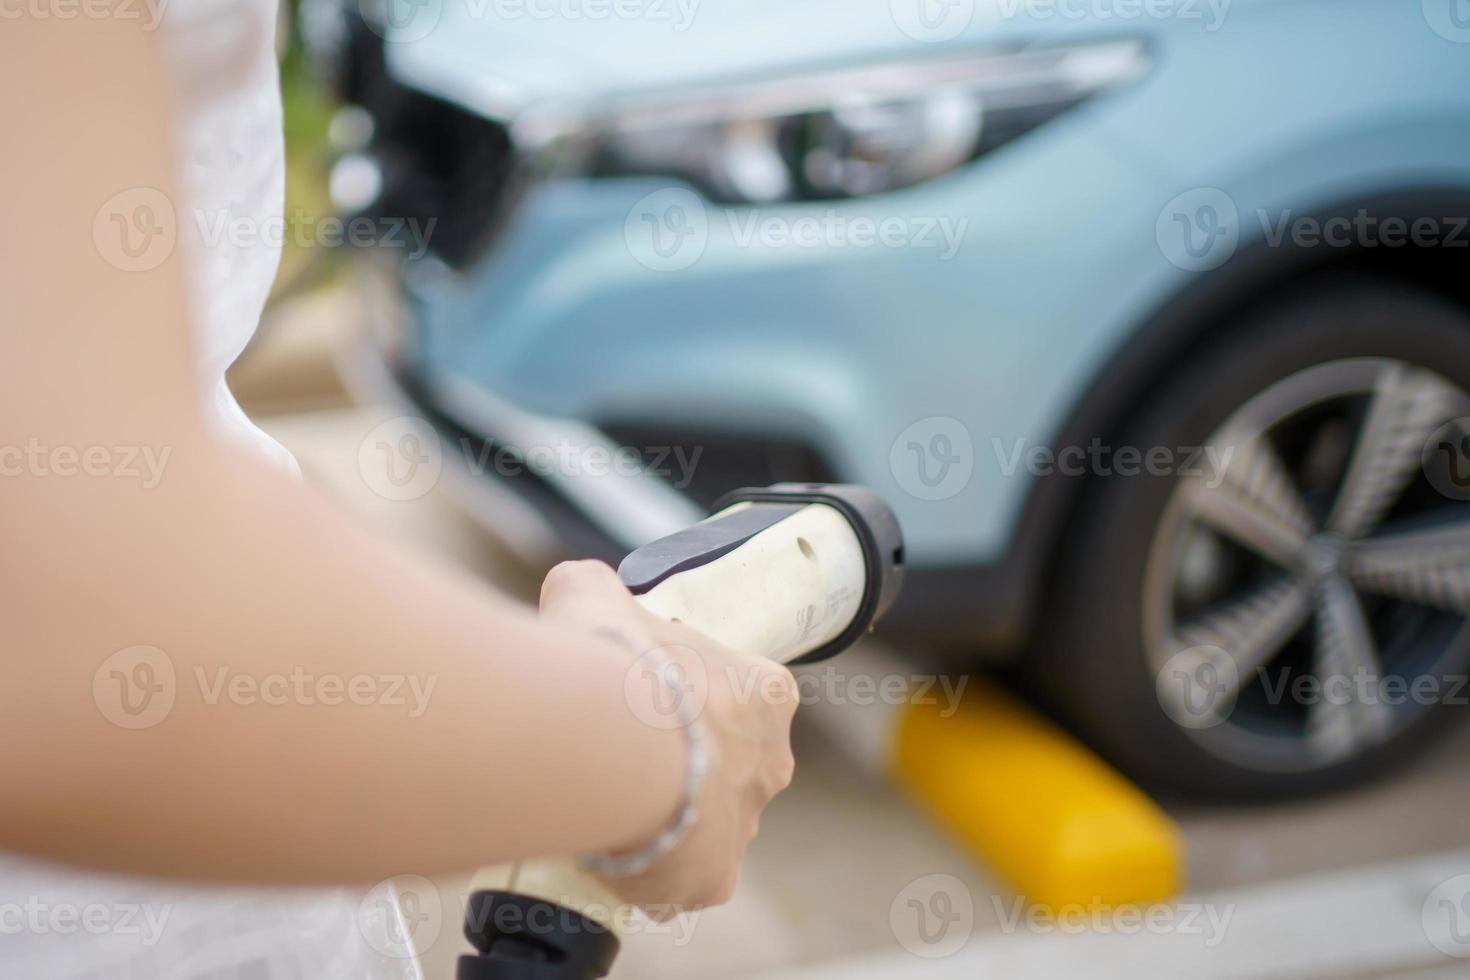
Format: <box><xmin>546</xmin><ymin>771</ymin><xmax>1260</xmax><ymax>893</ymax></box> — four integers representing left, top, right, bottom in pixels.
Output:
<box><xmin>1144</xmin><ymin>357</ymin><xmax>1470</xmax><ymax>773</ymax></box>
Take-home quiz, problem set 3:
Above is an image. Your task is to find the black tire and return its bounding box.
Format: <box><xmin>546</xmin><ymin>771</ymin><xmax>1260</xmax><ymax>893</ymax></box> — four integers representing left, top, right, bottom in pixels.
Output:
<box><xmin>1029</xmin><ymin>276</ymin><xmax>1470</xmax><ymax>800</ymax></box>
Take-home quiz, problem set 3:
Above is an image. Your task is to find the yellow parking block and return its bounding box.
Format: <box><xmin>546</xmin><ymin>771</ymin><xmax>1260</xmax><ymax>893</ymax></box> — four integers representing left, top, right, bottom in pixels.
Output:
<box><xmin>893</xmin><ymin>679</ymin><xmax>1182</xmax><ymax>910</ymax></box>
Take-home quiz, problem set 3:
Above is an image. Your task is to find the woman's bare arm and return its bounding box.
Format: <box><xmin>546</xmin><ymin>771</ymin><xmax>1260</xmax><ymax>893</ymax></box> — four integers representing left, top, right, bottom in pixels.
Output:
<box><xmin>0</xmin><ymin>11</ymin><xmax>685</xmax><ymax>884</ymax></box>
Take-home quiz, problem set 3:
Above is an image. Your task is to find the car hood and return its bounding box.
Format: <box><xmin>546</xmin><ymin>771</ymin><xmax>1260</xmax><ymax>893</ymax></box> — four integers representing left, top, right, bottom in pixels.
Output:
<box><xmin>386</xmin><ymin>0</ymin><xmax>1180</xmax><ymax>121</ymax></box>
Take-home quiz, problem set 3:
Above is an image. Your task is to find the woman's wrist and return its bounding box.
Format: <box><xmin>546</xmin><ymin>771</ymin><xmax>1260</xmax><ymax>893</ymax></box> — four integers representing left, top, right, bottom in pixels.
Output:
<box><xmin>581</xmin><ymin>639</ymin><xmax>708</xmax><ymax>877</ymax></box>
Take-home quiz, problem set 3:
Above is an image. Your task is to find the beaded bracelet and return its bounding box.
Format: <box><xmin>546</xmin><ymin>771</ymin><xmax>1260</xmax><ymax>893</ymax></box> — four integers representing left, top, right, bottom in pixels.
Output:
<box><xmin>580</xmin><ymin>638</ymin><xmax>710</xmax><ymax>879</ymax></box>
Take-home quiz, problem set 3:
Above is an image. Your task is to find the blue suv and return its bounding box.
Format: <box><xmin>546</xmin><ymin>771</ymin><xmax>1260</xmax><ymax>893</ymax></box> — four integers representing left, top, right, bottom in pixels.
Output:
<box><xmin>305</xmin><ymin>0</ymin><xmax>1470</xmax><ymax>796</ymax></box>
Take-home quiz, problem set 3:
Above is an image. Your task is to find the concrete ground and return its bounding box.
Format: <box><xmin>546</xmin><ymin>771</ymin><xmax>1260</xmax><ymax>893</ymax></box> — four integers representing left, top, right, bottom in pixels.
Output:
<box><xmin>243</xmin><ymin>290</ymin><xmax>1470</xmax><ymax>980</ymax></box>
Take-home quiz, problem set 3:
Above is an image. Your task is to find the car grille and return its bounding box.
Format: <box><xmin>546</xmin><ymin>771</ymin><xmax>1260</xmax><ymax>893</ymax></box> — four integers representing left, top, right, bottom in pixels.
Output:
<box><xmin>337</xmin><ymin>11</ymin><xmax>520</xmax><ymax>269</ymax></box>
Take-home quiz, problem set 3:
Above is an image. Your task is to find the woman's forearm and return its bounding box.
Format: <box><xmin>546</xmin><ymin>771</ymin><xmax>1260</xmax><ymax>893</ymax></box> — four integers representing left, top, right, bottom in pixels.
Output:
<box><xmin>0</xmin><ymin>14</ymin><xmax>681</xmax><ymax>885</ymax></box>
<box><xmin>0</xmin><ymin>442</ymin><xmax>684</xmax><ymax>884</ymax></box>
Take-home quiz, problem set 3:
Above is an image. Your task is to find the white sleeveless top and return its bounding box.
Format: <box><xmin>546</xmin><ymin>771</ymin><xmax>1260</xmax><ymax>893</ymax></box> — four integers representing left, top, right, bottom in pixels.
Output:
<box><xmin>0</xmin><ymin>3</ymin><xmax>416</xmax><ymax>977</ymax></box>
<box><xmin>172</xmin><ymin>0</ymin><xmax>300</xmax><ymax>474</ymax></box>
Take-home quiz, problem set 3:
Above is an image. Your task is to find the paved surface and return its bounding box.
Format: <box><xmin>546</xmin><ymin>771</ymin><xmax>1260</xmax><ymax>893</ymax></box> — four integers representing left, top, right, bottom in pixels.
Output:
<box><xmin>260</xmin><ymin>400</ymin><xmax>1470</xmax><ymax>980</ymax></box>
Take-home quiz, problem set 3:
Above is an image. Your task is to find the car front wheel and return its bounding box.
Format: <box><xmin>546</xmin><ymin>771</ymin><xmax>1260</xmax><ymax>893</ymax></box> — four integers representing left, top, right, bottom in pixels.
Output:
<box><xmin>1034</xmin><ymin>277</ymin><xmax>1470</xmax><ymax>799</ymax></box>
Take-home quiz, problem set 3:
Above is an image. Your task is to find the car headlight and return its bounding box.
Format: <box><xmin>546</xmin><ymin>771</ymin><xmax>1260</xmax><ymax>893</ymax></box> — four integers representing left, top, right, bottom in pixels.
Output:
<box><xmin>518</xmin><ymin>39</ymin><xmax>1148</xmax><ymax>203</ymax></box>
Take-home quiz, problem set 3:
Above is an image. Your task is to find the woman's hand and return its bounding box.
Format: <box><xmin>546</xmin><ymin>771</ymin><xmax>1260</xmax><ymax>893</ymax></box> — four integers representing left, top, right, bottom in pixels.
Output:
<box><xmin>539</xmin><ymin>560</ymin><xmax>799</xmax><ymax>917</ymax></box>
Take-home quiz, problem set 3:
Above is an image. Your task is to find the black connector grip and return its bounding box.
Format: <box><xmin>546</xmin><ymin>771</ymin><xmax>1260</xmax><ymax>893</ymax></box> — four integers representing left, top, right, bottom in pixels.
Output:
<box><xmin>457</xmin><ymin>892</ymin><xmax>619</xmax><ymax>980</ymax></box>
